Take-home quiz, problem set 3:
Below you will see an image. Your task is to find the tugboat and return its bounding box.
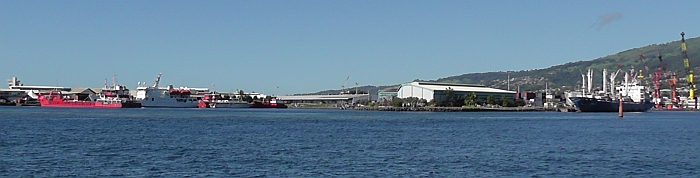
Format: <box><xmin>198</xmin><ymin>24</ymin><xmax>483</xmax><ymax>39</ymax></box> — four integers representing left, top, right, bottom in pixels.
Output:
<box><xmin>198</xmin><ymin>92</ymin><xmax>250</xmax><ymax>108</ymax></box>
<box><xmin>250</xmin><ymin>98</ymin><xmax>287</xmax><ymax>108</ymax></box>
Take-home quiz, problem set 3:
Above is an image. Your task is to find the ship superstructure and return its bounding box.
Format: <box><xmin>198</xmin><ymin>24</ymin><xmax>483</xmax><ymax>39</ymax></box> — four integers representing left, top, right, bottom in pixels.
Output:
<box><xmin>138</xmin><ymin>73</ymin><xmax>207</xmax><ymax>108</ymax></box>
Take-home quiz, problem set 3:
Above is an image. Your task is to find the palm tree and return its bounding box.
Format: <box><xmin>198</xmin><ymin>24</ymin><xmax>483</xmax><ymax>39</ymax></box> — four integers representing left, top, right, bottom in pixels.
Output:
<box><xmin>445</xmin><ymin>87</ymin><xmax>455</xmax><ymax>106</ymax></box>
<box><xmin>464</xmin><ymin>92</ymin><xmax>477</xmax><ymax>106</ymax></box>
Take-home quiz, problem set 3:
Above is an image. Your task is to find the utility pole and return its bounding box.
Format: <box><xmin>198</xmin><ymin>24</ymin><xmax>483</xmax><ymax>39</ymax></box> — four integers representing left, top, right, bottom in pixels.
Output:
<box><xmin>507</xmin><ymin>71</ymin><xmax>510</xmax><ymax>91</ymax></box>
<box><xmin>545</xmin><ymin>78</ymin><xmax>548</xmax><ymax>103</ymax></box>
<box><xmin>352</xmin><ymin>82</ymin><xmax>357</xmax><ymax>95</ymax></box>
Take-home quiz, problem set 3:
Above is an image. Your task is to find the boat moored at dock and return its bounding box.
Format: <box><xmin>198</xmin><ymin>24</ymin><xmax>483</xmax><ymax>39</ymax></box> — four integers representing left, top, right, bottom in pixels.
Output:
<box><xmin>137</xmin><ymin>73</ymin><xmax>204</xmax><ymax>108</ymax></box>
<box><xmin>37</xmin><ymin>76</ymin><xmax>141</xmax><ymax>108</ymax></box>
<box><xmin>250</xmin><ymin>98</ymin><xmax>287</xmax><ymax>108</ymax></box>
<box><xmin>568</xmin><ymin>68</ymin><xmax>654</xmax><ymax>112</ymax></box>
<box><xmin>198</xmin><ymin>92</ymin><xmax>250</xmax><ymax>108</ymax></box>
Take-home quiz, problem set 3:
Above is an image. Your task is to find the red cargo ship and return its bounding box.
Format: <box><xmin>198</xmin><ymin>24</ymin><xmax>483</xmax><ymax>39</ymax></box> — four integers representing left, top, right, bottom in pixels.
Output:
<box><xmin>38</xmin><ymin>92</ymin><xmax>126</xmax><ymax>108</ymax></box>
<box><xmin>37</xmin><ymin>77</ymin><xmax>141</xmax><ymax>108</ymax></box>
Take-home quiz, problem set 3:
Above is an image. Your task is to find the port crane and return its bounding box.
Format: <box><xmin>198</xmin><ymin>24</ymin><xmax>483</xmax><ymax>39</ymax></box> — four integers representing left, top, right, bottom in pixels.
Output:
<box><xmin>681</xmin><ymin>32</ymin><xmax>696</xmax><ymax>106</ymax></box>
<box><xmin>341</xmin><ymin>76</ymin><xmax>349</xmax><ymax>94</ymax></box>
<box><xmin>637</xmin><ymin>54</ymin><xmax>649</xmax><ymax>79</ymax></box>
<box><xmin>670</xmin><ymin>73</ymin><xmax>678</xmax><ymax>106</ymax></box>
<box><xmin>653</xmin><ymin>55</ymin><xmax>663</xmax><ymax>108</ymax></box>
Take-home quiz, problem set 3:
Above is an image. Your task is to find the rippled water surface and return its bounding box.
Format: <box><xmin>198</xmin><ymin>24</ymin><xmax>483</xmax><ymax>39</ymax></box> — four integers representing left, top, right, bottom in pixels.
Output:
<box><xmin>1</xmin><ymin>107</ymin><xmax>699</xmax><ymax>177</ymax></box>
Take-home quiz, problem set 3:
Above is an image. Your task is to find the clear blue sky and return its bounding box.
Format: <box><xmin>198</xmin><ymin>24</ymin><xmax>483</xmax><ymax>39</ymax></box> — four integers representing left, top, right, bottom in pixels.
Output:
<box><xmin>2</xmin><ymin>0</ymin><xmax>700</xmax><ymax>95</ymax></box>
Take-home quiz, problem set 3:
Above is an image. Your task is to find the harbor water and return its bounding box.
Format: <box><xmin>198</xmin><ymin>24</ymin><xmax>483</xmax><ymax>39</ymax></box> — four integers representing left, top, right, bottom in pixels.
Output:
<box><xmin>1</xmin><ymin>107</ymin><xmax>699</xmax><ymax>177</ymax></box>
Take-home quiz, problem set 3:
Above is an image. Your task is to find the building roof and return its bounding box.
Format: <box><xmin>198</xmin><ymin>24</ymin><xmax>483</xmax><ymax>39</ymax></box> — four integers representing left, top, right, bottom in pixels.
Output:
<box><xmin>404</xmin><ymin>82</ymin><xmax>515</xmax><ymax>94</ymax></box>
<box><xmin>381</xmin><ymin>86</ymin><xmax>400</xmax><ymax>92</ymax></box>
<box><xmin>279</xmin><ymin>94</ymin><xmax>369</xmax><ymax>101</ymax></box>
<box><xmin>70</xmin><ymin>88</ymin><xmax>96</xmax><ymax>94</ymax></box>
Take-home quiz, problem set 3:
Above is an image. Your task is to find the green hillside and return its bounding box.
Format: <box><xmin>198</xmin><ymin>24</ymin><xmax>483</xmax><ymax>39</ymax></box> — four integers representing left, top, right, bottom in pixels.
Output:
<box><xmin>434</xmin><ymin>35</ymin><xmax>700</xmax><ymax>93</ymax></box>
<box><xmin>305</xmin><ymin>34</ymin><xmax>700</xmax><ymax>97</ymax></box>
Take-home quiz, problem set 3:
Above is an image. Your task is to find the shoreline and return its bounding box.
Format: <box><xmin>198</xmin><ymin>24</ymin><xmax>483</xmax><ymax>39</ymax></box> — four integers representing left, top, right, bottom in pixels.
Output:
<box><xmin>290</xmin><ymin>106</ymin><xmax>563</xmax><ymax>112</ymax></box>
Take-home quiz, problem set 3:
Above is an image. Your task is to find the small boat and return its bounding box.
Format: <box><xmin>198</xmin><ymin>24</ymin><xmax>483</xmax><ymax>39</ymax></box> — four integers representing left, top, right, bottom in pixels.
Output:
<box><xmin>198</xmin><ymin>92</ymin><xmax>250</xmax><ymax>108</ymax></box>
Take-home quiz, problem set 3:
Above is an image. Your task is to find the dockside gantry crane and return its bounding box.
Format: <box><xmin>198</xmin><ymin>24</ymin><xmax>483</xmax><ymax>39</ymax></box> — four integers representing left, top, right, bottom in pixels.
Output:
<box><xmin>638</xmin><ymin>54</ymin><xmax>648</xmax><ymax>79</ymax></box>
<box><xmin>653</xmin><ymin>55</ymin><xmax>663</xmax><ymax>108</ymax></box>
<box><xmin>670</xmin><ymin>72</ymin><xmax>678</xmax><ymax>106</ymax></box>
<box><xmin>681</xmin><ymin>32</ymin><xmax>695</xmax><ymax>101</ymax></box>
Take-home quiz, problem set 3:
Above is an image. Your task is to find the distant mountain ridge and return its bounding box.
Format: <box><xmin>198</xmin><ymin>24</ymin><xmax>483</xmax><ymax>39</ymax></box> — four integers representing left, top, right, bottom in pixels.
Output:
<box><xmin>304</xmin><ymin>35</ymin><xmax>700</xmax><ymax>96</ymax></box>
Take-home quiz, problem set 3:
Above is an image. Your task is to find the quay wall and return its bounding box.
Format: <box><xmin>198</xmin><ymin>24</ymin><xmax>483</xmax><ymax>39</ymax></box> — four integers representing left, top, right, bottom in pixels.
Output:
<box><xmin>353</xmin><ymin>106</ymin><xmax>555</xmax><ymax>112</ymax></box>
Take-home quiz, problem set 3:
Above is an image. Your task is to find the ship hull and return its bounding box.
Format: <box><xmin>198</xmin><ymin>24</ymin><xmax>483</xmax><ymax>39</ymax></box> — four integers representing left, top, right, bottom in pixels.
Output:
<box><xmin>141</xmin><ymin>101</ymin><xmax>199</xmax><ymax>108</ymax></box>
<box><xmin>198</xmin><ymin>103</ymin><xmax>251</xmax><ymax>108</ymax></box>
<box><xmin>250</xmin><ymin>101</ymin><xmax>288</xmax><ymax>108</ymax></box>
<box><xmin>207</xmin><ymin>103</ymin><xmax>250</xmax><ymax>108</ymax></box>
<box><xmin>571</xmin><ymin>97</ymin><xmax>654</xmax><ymax>112</ymax></box>
<box><xmin>39</xmin><ymin>99</ymin><xmax>141</xmax><ymax>108</ymax></box>
<box><xmin>140</xmin><ymin>90</ymin><xmax>200</xmax><ymax>108</ymax></box>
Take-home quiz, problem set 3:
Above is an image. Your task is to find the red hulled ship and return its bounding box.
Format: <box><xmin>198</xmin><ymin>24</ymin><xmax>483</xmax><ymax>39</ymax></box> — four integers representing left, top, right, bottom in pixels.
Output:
<box><xmin>250</xmin><ymin>98</ymin><xmax>287</xmax><ymax>108</ymax></box>
<box><xmin>37</xmin><ymin>77</ymin><xmax>141</xmax><ymax>108</ymax></box>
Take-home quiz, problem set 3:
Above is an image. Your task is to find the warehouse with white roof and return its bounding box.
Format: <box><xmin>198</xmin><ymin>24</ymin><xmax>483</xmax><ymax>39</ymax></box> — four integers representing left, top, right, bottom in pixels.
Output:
<box><xmin>396</xmin><ymin>82</ymin><xmax>516</xmax><ymax>102</ymax></box>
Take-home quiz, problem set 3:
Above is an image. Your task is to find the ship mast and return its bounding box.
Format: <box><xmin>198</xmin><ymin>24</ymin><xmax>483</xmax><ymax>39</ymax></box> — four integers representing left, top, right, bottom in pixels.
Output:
<box><xmin>603</xmin><ymin>68</ymin><xmax>607</xmax><ymax>94</ymax></box>
<box><xmin>587</xmin><ymin>68</ymin><xmax>593</xmax><ymax>94</ymax></box>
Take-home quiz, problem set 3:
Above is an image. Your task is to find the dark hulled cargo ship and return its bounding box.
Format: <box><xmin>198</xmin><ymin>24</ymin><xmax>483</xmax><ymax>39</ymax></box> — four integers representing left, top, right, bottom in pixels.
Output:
<box><xmin>570</xmin><ymin>97</ymin><xmax>654</xmax><ymax>112</ymax></box>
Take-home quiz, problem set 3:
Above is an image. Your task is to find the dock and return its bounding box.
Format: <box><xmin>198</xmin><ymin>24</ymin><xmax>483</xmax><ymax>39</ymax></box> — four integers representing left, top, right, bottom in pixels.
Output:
<box><xmin>351</xmin><ymin>106</ymin><xmax>558</xmax><ymax>112</ymax></box>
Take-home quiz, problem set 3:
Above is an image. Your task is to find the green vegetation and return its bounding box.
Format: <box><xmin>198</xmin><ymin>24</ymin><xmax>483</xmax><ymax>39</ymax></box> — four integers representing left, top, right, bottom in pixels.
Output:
<box><xmin>238</xmin><ymin>90</ymin><xmax>253</xmax><ymax>103</ymax></box>
<box><xmin>306</xmin><ymin>35</ymin><xmax>700</xmax><ymax>99</ymax></box>
<box><xmin>486</xmin><ymin>95</ymin><xmax>496</xmax><ymax>105</ymax></box>
<box><xmin>431</xmin><ymin>36</ymin><xmax>700</xmax><ymax>91</ymax></box>
<box><xmin>464</xmin><ymin>92</ymin><xmax>477</xmax><ymax>106</ymax></box>
<box><xmin>390</xmin><ymin>97</ymin><xmax>427</xmax><ymax>107</ymax></box>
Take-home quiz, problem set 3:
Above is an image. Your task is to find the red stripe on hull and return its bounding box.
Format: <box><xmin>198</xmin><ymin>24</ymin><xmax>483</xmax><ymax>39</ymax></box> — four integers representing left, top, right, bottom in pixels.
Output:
<box><xmin>38</xmin><ymin>95</ymin><xmax>125</xmax><ymax>108</ymax></box>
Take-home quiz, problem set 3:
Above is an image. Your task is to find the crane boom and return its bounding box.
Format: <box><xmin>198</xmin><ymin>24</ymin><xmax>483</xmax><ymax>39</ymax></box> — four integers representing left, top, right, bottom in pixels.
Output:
<box><xmin>638</xmin><ymin>54</ymin><xmax>647</xmax><ymax>79</ymax></box>
<box><xmin>653</xmin><ymin>55</ymin><xmax>663</xmax><ymax>108</ymax></box>
<box><xmin>341</xmin><ymin>76</ymin><xmax>349</xmax><ymax>94</ymax></box>
<box><xmin>681</xmin><ymin>32</ymin><xmax>695</xmax><ymax>99</ymax></box>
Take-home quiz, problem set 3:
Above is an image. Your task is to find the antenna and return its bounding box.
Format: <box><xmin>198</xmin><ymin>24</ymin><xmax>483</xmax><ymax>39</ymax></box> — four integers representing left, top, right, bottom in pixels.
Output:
<box><xmin>112</xmin><ymin>74</ymin><xmax>118</xmax><ymax>87</ymax></box>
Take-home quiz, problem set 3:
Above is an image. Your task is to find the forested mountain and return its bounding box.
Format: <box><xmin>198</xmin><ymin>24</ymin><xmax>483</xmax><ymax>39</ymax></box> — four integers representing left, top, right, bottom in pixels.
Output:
<box><xmin>305</xmin><ymin>35</ymin><xmax>700</xmax><ymax>97</ymax></box>
<box><xmin>433</xmin><ymin>35</ymin><xmax>700</xmax><ymax>93</ymax></box>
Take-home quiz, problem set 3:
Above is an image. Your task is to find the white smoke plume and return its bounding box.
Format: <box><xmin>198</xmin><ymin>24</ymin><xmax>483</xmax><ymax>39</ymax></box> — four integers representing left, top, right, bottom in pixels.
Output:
<box><xmin>592</xmin><ymin>12</ymin><xmax>622</xmax><ymax>30</ymax></box>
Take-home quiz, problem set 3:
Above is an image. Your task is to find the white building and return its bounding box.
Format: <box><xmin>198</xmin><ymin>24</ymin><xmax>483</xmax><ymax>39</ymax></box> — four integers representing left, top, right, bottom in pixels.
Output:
<box><xmin>397</xmin><ymin>82</ymin><xmax>516</xmax><ymax>102</ymax></box>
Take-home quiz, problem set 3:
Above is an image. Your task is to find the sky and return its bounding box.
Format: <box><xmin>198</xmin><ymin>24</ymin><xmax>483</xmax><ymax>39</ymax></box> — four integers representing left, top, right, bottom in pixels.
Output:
<box><xmin>2</xmin><ymin>0</ymin><xmax>700</xmax><ymax>95</ymax></box>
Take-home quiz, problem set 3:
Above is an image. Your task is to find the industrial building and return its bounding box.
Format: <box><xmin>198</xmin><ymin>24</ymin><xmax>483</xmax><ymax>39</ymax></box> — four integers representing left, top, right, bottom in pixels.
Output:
<box><xmin>396</xmin><ymin>82</ymin><xmax>516</xmax><ymax>102</ymax></box>
<box><xmin>277</xmin><ymin>94</ymin><xmax>370</xmax><ymax>105</ymax></box>
<box><xmin>376</xmin><ymin>86</ymin><xmax>399</xmax><ymax>105</ymax></box>
<box><xmin>1</xmin><ymin>77</ymin><xmax>72</xmax><ymax>102</ymax></box>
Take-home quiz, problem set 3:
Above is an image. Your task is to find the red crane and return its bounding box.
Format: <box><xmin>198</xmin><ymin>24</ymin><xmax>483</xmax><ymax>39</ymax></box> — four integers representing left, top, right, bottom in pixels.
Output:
<box><xmin>670</xmin><ymin>73</ymin><xmax>678</xmax><ymax>106</ymax></box>
<box><xmin>654</xmin><ymin>55</ymin><xmax>663</xmax><ymax>108</ymax></box>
